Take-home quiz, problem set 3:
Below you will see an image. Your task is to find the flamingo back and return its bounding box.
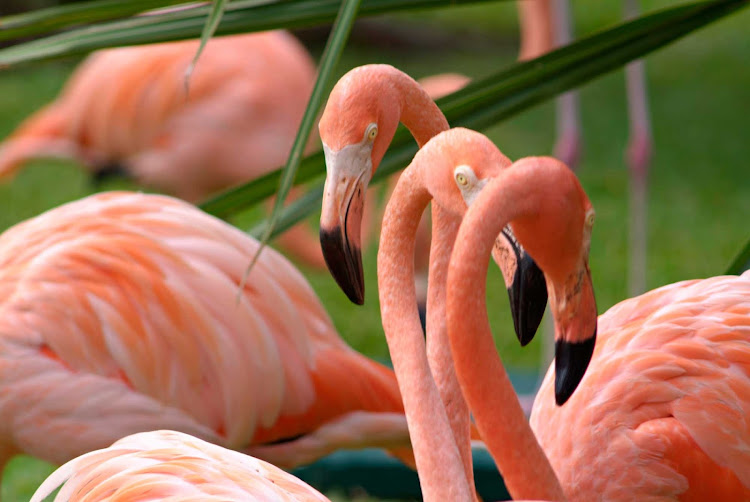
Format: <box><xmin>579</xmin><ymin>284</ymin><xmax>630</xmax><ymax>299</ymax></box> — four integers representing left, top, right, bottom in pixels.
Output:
<box><xmin>30</xmin><ymin>430</ymin><xmax>330</xmax><ymax>502</ymax></box>
<box><xmin>0</xmin><ymin>192</ymin><xmax>404</xmax><ymax>467</ymax></box>
<box><xmin>0</xmin><ymin>32</ymin><xmax>316</xmax><ymax>201</ymax></box>
<box><xmin>530</xmin><ymin>272</ymin><xmax>750</xmax><ymax>501</ymax></box>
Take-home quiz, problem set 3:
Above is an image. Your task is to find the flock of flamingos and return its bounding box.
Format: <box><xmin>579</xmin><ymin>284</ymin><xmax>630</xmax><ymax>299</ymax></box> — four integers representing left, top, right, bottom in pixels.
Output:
<box><xmin>0</xmin><ymin>10</ymin><xmax>746</xmax><ymax>502</ymax></box>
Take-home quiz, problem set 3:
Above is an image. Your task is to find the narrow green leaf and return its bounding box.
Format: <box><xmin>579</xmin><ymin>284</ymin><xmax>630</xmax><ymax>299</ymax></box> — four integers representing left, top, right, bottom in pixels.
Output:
<box><xmin>0</xmin><ymin>0</ymin><xmax>193</xmax><ymax>42</ymax></box>
<box><xmin>249</xmin><ymin>185</ymin><xmax>324</xmax><ymax>239</ymax></box>
<box><xmin>0</xmin><ymin>0</ymin><xmax>499</xmax><ymax>68</ymax></box>
<box><xmin>243</xmin><ymin>0</ymin><xmax>363</xmax><ymax>279</ymax></box>
<box><xmin>726</xmin><ymin>237</ymin><xmax>750</xmax><ymax>275</ymax></box>
<box><xmin>184</xmin><ymin>0</ymin><xmax>228</xmax><ymax>91</ymax></box>
<box><xmin>230</xmin><ymin>0</ymin><xmax>748</xmax><ymax>238</ymax></box>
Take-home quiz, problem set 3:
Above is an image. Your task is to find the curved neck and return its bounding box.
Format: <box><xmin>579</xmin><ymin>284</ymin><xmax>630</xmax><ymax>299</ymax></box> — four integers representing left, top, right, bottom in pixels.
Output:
<box><xmin>425</xmin><ymin>205</ymin><xmax>475</xmax><ymax>493</ymax></box>
<box><xmin>446</xmin><ymin>172</ymin><xmax>566</xmax><ymax>501</ymax></box>
<box><xmin>388</xmin><ymin>70</ymin><xmax>449</xmax><ymax>147</ymax></box>
<box><xmin>377</xmin><ymin>168</ymin><xmax>472</xmax><ymax>502</ymax></box>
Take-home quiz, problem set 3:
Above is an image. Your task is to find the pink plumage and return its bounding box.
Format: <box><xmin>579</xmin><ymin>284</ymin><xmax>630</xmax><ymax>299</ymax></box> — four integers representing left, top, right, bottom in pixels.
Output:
<box><xmin>31</xmin><ymin>430</ymin><xmax>330</xmax><ymax>502</ymax></box>
<box><xmin>0</xmin><ymin>32</ymin><xmax>315</xmax><ymax>201</ymax></box>
<box><xmin>0</xmin><ymin>31</ymin><xmax>328</xmax><ymax>270</ymax></box>
<box><xmin>531</xmin><ymin>271</ymin><xmax>750</xmax><ymax>500</ymax></box>
<box><xmin>0</xmin><ymin>191</ymin><xmax>411</xmax><ymax>481</ymax></box>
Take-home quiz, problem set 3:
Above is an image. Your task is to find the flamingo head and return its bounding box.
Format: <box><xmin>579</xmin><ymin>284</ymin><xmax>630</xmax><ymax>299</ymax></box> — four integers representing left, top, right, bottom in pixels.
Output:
<box><xmin>504</xmin><ymin>157</ymin><xmax>598</xmax><ymax>405</ymax></box>
<box><xmin>318</xmin><ymin>66</ymin><xmax>401</xmax><ymax>304</ymax></box>
<box><xmin>422</xmin><ymin>129</ymin><xmax>549</xmax><ymax>347</ymax></box>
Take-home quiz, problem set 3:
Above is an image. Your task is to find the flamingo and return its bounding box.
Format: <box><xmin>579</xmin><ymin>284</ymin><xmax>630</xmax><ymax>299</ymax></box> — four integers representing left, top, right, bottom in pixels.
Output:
<box><xmin>30</xmin><ymin>430</ymin><xmax>331</xmax><ymax>502</ymax></box>
<box><xmin>0</xmin><ymin>191</ymin><xmax>415</xmax><ymax>487</ymax></box>
<box><xmin>0</xmin><ymin>31</ymin><xmax>327</xmax><ymax>270</ymax></box>
<box><xmin>318</xmin><ymin>64</ymin><xmax>548</xmax><ymax>344</ymax></box>
<box><xmin>376</xmin><ymin>128</ymin><xmax>596</xmax><ymax>501</ymax></box>
<box><xmin>437</xmin><ymin>133</ymin><xmax>748</xmax><ymax>499</ymax></box>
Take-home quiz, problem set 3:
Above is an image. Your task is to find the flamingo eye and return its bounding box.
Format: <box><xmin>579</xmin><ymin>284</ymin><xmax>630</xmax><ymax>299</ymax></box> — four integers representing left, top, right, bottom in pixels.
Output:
<box><xmin>455</xmin><ymin>173</ymin><xmax>469</xmax><ymax>186</ymax></box>
<box><xmin>585</xmin><ymin>209</ymin><xmax>596</xmax><ymax>227</ymax></box>
<box><xmin>365</xmin><ymin>124</ymin><xmax>378</xmax><ymax>142</ymax></box>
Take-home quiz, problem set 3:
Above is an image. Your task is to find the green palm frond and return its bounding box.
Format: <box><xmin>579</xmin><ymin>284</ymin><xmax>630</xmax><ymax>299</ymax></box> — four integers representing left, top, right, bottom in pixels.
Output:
<box><xmin>246</xmin><ymin>0</ymin><xmax>362</xmax><ymax>274</ymax></box>
<box><xmin>0</xmin><ymin>0</ymin><xmax>501</xmax><ymax>66</ymax></box>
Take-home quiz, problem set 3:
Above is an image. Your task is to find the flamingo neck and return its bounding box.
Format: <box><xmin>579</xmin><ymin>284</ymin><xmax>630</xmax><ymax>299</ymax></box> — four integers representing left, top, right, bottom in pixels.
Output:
<box><xmin>446</xmin><ymin>172</ymin><xmax>566</xmax><ymax>501</ymax></box>
<box><xmin>425</xmin><ymin>204</ymin><xmax>476</xmax><ymax>495</ymax></box>
<box><xmin>388</xmin><ymin>70</ymin><xmax>449</xmax><ymax>147</ymax></box>
<box><xmin>377</xmin><ymin>167</ymin><xmax>473</xmax><ymax>502</ymax></box>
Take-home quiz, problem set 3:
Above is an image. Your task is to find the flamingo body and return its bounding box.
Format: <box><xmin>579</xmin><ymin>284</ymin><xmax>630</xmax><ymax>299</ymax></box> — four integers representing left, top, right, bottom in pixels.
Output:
<box><xmin>0</xmin><ymin>191</ymin><xmax>408</xmax><ymax>476</ymax></box>
<box><xmin>531</xmin><ymin>272</ymin><xmax>750</xmax><ymax>500</ymax></box>
<box><xmin>0</xmin><ymin>32</ymin><xmax>315</xmax><ymax>201</ymax></box>
<box><xmin>0</xmin><ymin>32</ymin><xmax>329</xmax><ymax>270</ymax></box>
<box><xmin>31</xmin><ymin>430</ymin><xmax>330</xmax><ymax>502</ymax></box>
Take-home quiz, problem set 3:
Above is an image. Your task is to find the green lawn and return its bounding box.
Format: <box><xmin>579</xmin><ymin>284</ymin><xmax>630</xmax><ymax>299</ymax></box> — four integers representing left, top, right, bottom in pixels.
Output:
<box><xmin>0</xmin><ymin>2</ymin><xmax>748</xmax><ymax>500</ymax></box>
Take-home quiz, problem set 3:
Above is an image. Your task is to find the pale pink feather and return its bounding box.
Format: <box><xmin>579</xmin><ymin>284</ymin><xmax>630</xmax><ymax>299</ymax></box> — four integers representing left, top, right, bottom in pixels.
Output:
<box><xmin>30</xmin><ymin>430</ymin><xmax>330</xmax><ymax>502</ymax></box>
<box><xmin>0</xmin><ymin>191</ymin><xmax>407</xmax><ymax>472</ymax></box>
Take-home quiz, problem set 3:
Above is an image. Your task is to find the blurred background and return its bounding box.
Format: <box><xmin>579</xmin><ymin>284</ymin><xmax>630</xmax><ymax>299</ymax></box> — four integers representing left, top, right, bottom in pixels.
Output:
<box><xmin>0</xmin><ymin>1</ymin><xmax>747</xmax><ymax>500</ymax></box>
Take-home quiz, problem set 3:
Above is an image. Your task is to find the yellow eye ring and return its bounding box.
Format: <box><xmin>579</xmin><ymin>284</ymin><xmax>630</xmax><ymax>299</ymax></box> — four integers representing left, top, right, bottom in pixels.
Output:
<box><xmin>585</xmin><ymin>209</ymin><xmax>596</xmax><ymax>227</ymax></box>
<box><xmin>456</xmin><ymin>173</ymin><xmax>468</xmax><ymax>186</ymax></box>
<box><xmin>366</xmin><ymin>125</ymin><xmax>378</xmax><ymax>141</ymax></box>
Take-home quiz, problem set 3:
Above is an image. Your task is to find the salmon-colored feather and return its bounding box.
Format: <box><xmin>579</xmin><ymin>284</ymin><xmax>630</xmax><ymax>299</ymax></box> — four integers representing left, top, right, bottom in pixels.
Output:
<box><xmin>531</xmin><ymin>271</ymin><xmax>750</xmax><ymax>500</ymax></box>
<box><xmin>31</xmin><ymin>430</ymin><xmax>331</xmax><ymax>502</ymax></box>
<box><xmin>0</xmin><ymin>191</ymin><xmax>409</xmax><ymax>477</ymax></box>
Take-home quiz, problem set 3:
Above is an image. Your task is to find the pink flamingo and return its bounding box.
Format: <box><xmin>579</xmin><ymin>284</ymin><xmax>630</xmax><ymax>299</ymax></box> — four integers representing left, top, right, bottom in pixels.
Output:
<box><xmin>0</xmin><ymin>31</ymin><xmax>327</xmax><ymax>270</ymax></box>
<box><xmin>318</xmin><ymin>64</ymin><xmax>548</xmax><ymax>344</ymax></box>
<box><xmin>430</xmin><ymin>130</ymin><xmax>746</xmax><ymax>499</ymax></box>
<box><xmin>0</xmin><ymin>191</ymin><xmax>414</xmax><ymax>486</ymax></box>
<box><xmin>376</xmin><ymin>128</ymin><xmax>596</xmax><ymax>500</ymax></box>
<box><xmin>31</xmin><ymin>430</ymin><xmax>331</xmax><ymax>502</ymax></box>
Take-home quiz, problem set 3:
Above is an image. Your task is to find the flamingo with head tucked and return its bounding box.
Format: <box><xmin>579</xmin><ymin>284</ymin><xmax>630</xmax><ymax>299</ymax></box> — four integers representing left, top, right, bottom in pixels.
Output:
<box><xmin>30</xmin><ymin>430</ymin><xmax>332</xmax><ymax>502</ymax></box>
<box><xmin>0</xmin><ymin>191</ymin><xmax>414</xmax><ymax>487</ymax></box>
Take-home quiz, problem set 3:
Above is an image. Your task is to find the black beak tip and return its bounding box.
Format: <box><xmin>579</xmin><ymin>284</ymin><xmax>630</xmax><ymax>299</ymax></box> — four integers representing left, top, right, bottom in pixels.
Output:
<box><xmin>92</xmin><ymin>162</ymin><xmax>132</xmax><ymax>188</ymax></box>
<box><xmin>417</xmin><ymin>300</ymin><xmax>427</xmax><ymax>335</ymax></box>
<box><xmin>554</xmin><ymin>329</ymin><xmax>596</xmax><ymax>406</ymax></box>
<box><xmin>320</xmin><ymin>227</ymin><xmax>365</xmax><ymax>305</ymax></box>
<box><xmin>508</xmin><ymin>253</ymin><xmax>549</xmax><ymax>347</ymax></box>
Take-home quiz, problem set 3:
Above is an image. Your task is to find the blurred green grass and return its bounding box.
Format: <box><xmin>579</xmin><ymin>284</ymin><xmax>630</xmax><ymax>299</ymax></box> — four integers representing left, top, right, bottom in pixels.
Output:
<box><xmin>0</xmin><ymin>2</ymin><xmax>748</xmax><ymax>500</ymax></box>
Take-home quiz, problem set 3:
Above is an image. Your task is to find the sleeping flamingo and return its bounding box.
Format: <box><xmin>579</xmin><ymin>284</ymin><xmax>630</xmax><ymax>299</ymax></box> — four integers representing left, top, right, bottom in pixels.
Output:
<box><xmin>376</xmin><ymin>128</ymin><xmax>596</xmax><ymax>500</ymax></box>
<box><xmin>0</xmin><ymin>191</ymin><xmax>414</xmax><ymax>487</ymax></box>
<box><xmin>436</xmin><ymin>131</ymin><xmax>747</xmax><ymax>499</ymax></box>
<box><xmin>0</xmin><ymin>31</ymin><xmax>327</xmax><ymax>270</ymax></box>
<box><xmin>30</xmin><ymin>430</ymin><xmax>331</xmax><ymax>502</ymax></box>
<box><xmin>318</xmin><ymin>64</ymin><xmax>548</xmax><ymax>345</ymax></box>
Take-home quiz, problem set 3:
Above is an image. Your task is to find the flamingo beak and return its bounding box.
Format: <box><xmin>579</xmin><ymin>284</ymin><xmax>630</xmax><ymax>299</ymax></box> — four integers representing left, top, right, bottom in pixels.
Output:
<box><xmin>319</xmin><ymin>142</ymin><xmax>372</xmax><ymax>305</ymax></box>
<box><xmin>495</xmin><ymin>229</ymin><xmax>548</xmax><ymax>346</ymax></box>
<box><xmin>507</xmin><ymin>246</ymin><xmax>548</xmax><ymax>346</ymax></box>
<box><xmin>552</xmin><ymin>267</ymin><xmax>598</xmax><ymax>405</ymax></box>
<box><xmin>462</xmin><ymin>178</ymin><xmax>549</xmax><ymax>347</ymax></box>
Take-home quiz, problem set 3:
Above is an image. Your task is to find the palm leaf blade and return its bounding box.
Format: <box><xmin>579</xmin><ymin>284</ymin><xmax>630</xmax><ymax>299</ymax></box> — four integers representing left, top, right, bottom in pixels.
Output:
<box><xmin>247</xmin><ymin>0</ymin><xmax>363</xmax><ymax>272</ymax></box>
<box><xmin>0</xmin><ymin>0</ymin><xmax>500</xmax><ymax>67</ymax></box>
